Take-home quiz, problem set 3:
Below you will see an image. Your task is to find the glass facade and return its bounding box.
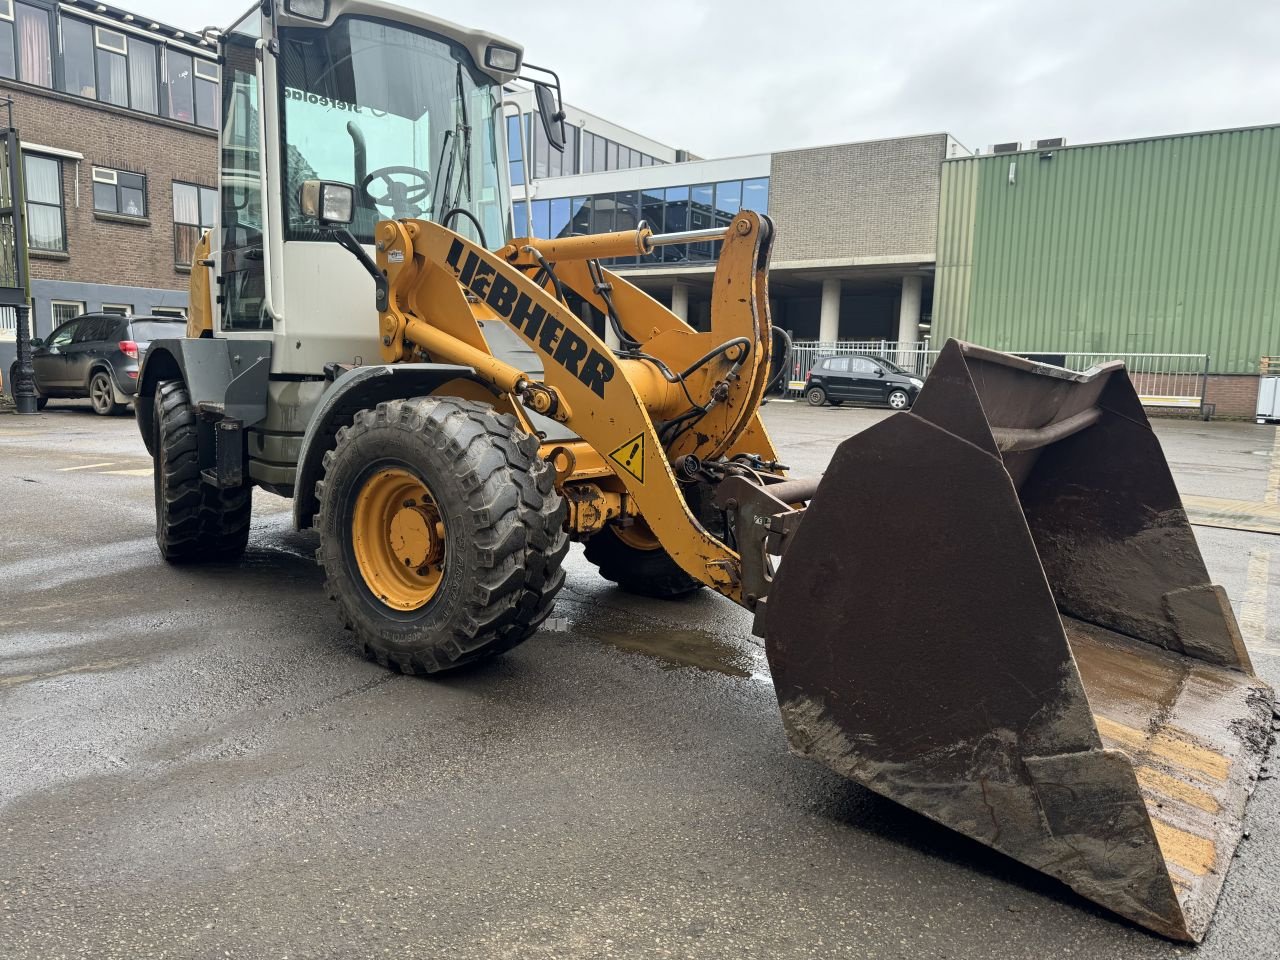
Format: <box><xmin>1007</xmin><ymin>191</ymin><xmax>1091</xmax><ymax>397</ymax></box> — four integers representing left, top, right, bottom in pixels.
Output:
<box><xmin>513</xmin><ymin>176</ymin><xmax>769</xmax><ymax>266</ymax></box>
<box><xmin>508</xmin><ymin>112</ymin><xmax>663</xmax><ymax>186</ymax></box>
<box><xmin>0</xmin><ymin>5</ymin><xmax>218</xmax><ymax>129</ymax></box>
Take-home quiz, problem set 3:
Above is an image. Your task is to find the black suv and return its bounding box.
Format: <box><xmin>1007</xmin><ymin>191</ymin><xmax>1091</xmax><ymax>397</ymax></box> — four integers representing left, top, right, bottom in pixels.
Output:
<box><xmin>8</xmin><ymin>313</ymin><xmax>185</xmax><ymax>415</ymax></box>
<box><xmin>804</xmin><ymin>354</ymin><xmax>924</xmax><ymax>410</ymax></box>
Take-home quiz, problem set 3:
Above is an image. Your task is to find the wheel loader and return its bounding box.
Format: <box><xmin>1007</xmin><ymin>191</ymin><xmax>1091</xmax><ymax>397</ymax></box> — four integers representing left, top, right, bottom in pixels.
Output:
<box><xmin>136</xmin><ymin>0</ymin><xmax>1273</xmax><ymax>943</ymax></box>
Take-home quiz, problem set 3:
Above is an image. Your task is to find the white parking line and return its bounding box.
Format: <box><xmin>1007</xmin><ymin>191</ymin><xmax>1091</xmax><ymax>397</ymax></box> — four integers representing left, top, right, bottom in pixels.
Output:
<box><xmin>101</xmin><ymin>468</ymin><xmax>154</xmax><ymax>477</ymax></box>
<box><xmin>1241</xmin><ymin>546</ymin><xmax>1273</xmax><ymax>653</ymax></box>
<box><xmin>56</xmin><ymin>462</ymin><xmax>115</xmax><ymax>471</ymax></box>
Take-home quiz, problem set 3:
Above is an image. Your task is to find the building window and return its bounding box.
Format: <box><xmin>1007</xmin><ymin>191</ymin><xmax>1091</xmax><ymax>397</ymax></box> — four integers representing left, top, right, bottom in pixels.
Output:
<box><xmin>18</xmin><ymin>4</ymin><xmax>51</xmax><ymax>88</ymax></box>
<box><xmin>151</xmin><ymin>306</ymin><xmax>186</xmax><ymax>319</ymax></box>
<box><xmin>165</xmin><ymin>51</ymin><xmax>218</xmax><ymax>128</ymax></box>
<box><xmin>742</xmin><ymin>177</ymin><xmax>769</xmax><ymax>214</ymax></box>
<box><xmin>51</xmin><ymin>300</ymin><xmax>85</xmax><ymax>327</ymax></box>
<box><xmin>173</xmin><ymin>181</ymin><xmax>215</xmax><ymax>268</ymax></box>
<box><xmin>23</xmin><ymin>154</ymin><xmax>64</xmax><ymax>252</ymax></box>
<box><xmin>128</xmin><ymin>37</ymin><xmax>159</xmax><ymax>114</ymax></box>
<box><xmin>101</xmin><ymin>303</ymin><xmax>132</xmax><ymax>316</ymax></box>
<box><xmin>94</xmin><ymin>26</ymin><xmax>128</xmax><ymax>106</ymax></box>
<box><xmin>60</xmin><ymin>15</ymin><xmax>94</xmax><ymax>96</ymax></box>
<box><xmin>92</xmin><ymin>167</ymin><xmax>147</xmax><ymax>218</ymax></box>
<box><xmin>0</xmin><ymin>2</ymin><xmax>52</xmax><ymax>87</ymax></box>
<box><xmin>193</xmin><ymin>58</ymin><xmax>218</xmax><ymax>128</ymax></box>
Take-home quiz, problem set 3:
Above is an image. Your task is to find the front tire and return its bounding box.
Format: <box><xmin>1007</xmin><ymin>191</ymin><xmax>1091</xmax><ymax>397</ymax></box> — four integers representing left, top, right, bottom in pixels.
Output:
<box><xmin>90</xmin><ymin>371</ymin><xmax>124</xmax><ymax>416</ymax></box>
<box><xmin>888</xmin><ymin>389</ymin><xmax>911</xmax><ymax>410</ymax></box>
<box><xmin>153</xmin><ymin>379</ymin><xmax>252</xmax><ymax>563</ymax></box>
<box><xmin>316</xmin><ymin>397</ymin><xmax>569</xmax><ymax>675</ymax></box>
<box><xmin>806</xmin><ymin>386</ymin><xmax>827</xmax><ymax>406</ymax></box>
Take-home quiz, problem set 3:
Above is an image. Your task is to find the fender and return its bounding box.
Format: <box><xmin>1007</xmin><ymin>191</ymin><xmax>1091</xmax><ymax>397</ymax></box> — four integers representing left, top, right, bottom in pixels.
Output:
<box><xmin>292</xmin><ymin>362</ymin><xmax>478</xmax><ymax>530</ymax></box>
<box><xmin>134</xmin><ymin>337</ymin><xmax>272</xmax><ymax>456</ymax></box>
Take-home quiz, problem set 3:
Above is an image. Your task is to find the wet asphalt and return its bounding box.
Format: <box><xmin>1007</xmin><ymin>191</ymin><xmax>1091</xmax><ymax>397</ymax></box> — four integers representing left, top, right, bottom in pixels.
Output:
<box><xmin>1</xmin><ymin>398</ymin><xmax>1278</xmax><ymax>959</ymax></box>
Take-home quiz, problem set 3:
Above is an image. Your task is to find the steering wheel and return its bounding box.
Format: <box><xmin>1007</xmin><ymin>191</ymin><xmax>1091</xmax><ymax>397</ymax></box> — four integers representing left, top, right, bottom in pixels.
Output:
<box><xmin>360</xmin><ymin>166</ymin><xmax>431</xmax><ymax>219</ymax></box>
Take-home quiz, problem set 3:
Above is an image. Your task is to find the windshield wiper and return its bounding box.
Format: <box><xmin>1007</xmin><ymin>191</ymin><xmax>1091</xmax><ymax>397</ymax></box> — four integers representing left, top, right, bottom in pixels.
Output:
<box><xmin>434</xmin><ymin>62</ymin><xmax>473</xmax><ymax>222</ymax></box>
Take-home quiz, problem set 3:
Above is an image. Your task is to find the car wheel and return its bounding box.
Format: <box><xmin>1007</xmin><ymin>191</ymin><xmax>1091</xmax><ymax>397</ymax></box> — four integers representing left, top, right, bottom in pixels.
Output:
<box><xmin>888</xmin><ymin>389</ymin><xmax>911</xmax><ymax>410</ymax></box>
<box><xmin>9</xmin><ymin>362</ymin><xmax>48</xmax><ymax>410</ymax></box>
<box><xmin>90</xmin><ymin>371</ymin><xmax>124</xmax><ymax>416</ymax></box>
<box><xmin>806</xmin><ymin>386</ymin><xmax>827</xmax><ymax>406</ymax></box>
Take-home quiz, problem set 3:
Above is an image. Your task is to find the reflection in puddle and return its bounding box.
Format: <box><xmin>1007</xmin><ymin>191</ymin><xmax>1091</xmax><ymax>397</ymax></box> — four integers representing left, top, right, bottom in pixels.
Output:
<box><xmin>585</xmin><ymin>627</ymin><xmax>757</xmax><ymax>678</ymax></box>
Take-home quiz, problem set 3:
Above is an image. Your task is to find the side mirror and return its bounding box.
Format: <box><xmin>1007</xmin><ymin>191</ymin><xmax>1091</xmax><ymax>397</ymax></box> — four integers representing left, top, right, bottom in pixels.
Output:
<box><xmin>875</xmin><ymin>367</ymin><xmax>885</xmax><ymax>377</ymax></box>
<box><xmin>298</xmin><ymin>179</ymin><xmax>355</xmax><ymax>227</ymax></box>
<box><xmin>30</xmin><ymin>337</ymin><xmax>42</xmax><ymax>348</ymax></box>
<box><xmin>534</xmin><ymin>81</ymin><xmax>566</xmax><ymax>153</ymax></box>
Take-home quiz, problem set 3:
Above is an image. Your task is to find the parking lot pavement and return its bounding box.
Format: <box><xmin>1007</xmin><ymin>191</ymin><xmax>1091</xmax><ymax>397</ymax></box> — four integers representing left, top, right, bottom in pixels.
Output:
<box><xmin>2</xmin><ymin>398</ymin><xmax>1278</xmax><ymax>959</ymax></box>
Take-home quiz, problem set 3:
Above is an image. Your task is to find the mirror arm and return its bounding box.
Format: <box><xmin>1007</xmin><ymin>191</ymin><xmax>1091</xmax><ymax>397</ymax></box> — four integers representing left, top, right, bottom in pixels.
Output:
<box><xmin>330</xmin><ymin>227</ymin><xmax>389</xmax><ymax>312</ymax></box>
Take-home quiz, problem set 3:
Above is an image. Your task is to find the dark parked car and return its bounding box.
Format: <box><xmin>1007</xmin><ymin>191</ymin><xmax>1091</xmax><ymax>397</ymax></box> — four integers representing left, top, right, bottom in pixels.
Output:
<box><xmin>7</xmin><ymin>313</ymin><xmax>186</xmax><ymax>415</ymax></box>
<box><xmin>804</xmin><ymin>354</ymin><xmax>924</xmax><ymax>410</ymax></box>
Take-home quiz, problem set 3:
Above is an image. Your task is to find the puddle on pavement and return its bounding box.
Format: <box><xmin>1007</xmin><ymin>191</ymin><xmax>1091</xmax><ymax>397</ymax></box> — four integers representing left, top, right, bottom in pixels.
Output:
<box><xmin>0</xmin><ymin>656</ymin><xmax>137</xmax><ymax>688</ymax></box>
<box><xmin>585</xmin><ymin>626</ymin><xmax>756</xmax><ymax>678</ymax></box>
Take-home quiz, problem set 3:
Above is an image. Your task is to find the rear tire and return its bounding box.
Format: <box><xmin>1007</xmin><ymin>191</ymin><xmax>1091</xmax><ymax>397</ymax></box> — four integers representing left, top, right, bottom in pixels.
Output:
<box><xmin>806</xmin><ymin>386</ymin><xmax>826</xmax><ymax>406</ymax></box>
<box><xmin>316</xmin><ymin>396</ymin><xmax>569</xmax><ymax>675</ymax></box>
<box><xmin>90</xmin><ymin>371</ymin><xmax>124</xmax><ymax>416</ymax></box>
<box><xmin>583</xmin><ymin>523</ymin><xmax>704</xmax><ymax>600</ymax></box>
<box><xmin>153</xmin><ymin>379</ymin><xmax>252</xmax><ymax>563</ymax></box>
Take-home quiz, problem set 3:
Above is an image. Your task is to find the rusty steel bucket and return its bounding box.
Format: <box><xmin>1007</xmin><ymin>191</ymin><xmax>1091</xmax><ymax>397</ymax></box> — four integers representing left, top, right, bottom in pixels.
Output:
<box><xmin>762</xmin><ymin>340</ymin><xmax>1274</xmax><ymax>941</ymax></box>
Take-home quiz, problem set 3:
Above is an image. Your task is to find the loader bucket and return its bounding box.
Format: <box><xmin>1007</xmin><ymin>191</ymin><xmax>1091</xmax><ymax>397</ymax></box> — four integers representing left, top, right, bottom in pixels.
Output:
<box><xmin>762</xmin><ymin>340</ymin><xmax>1274</xmax><ymax>942</ymax></box>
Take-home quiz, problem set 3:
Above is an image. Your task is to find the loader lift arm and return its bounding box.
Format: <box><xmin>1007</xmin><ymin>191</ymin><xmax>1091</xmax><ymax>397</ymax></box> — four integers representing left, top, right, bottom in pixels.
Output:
<box><xmin>369</xmin><ymin>210</ymin><xmax>786</xmax><ymax>604</ymax></box>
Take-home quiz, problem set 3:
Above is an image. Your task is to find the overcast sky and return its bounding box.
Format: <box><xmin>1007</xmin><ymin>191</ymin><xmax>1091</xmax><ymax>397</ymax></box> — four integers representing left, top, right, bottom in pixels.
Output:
<box><xmin>129</xmin><ymin>0</ymin><xmax>1280</xmax><ymax>156</ymax></box>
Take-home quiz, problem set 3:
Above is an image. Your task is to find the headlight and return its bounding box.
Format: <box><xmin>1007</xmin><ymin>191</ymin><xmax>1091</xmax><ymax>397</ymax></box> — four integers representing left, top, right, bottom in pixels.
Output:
<box><xmin>298</xmin><ymin>180</ymin><xmax>355</xmax><ymax>226</ymax></box>
<box><xmin>485</xmin><ymin>45</ymin><xmax>521</xmax><ymax>73</ymax></box>
<box><xmin>909</xmin><ymin>377</ymin><xmax>924</xmax><ymax>388</ymax></box>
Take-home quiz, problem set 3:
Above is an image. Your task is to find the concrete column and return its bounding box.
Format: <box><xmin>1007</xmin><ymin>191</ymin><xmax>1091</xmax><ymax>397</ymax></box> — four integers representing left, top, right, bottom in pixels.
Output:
<box><xmin>670</xmin><ymin>281</ymin><xmax>689</xmax><ymax>322</ymax></box>
<box><xmin>897</xmin><ymin>274</ymin><xmax>923</xmax><ymax>344</ymax></box>
<box><xmin>819</xmin><ymin>278</ymin><xmax>841</xmax><ymax>343</ymax></box>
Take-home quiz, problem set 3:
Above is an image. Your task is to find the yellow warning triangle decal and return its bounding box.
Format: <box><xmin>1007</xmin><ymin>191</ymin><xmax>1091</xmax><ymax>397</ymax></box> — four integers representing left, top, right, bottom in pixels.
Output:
<box><xmin>608</xmin><ymin>432</ymin><xmax>646</xmax><ymax>483</ymax></box>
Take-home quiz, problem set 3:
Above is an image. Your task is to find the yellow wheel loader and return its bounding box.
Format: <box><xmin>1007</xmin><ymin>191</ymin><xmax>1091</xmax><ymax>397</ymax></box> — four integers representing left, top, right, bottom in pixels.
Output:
<box><xmin>137</xmin><ymin>0</ymin><xmax>1273</xmax><ymax>942</ymax></box>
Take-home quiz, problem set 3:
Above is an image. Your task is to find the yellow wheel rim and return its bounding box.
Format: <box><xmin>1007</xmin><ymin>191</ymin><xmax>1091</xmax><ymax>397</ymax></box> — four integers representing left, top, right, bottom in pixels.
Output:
<box><xmin>613</xmin><ymin>518</ymin><xmax>663</xmax><ymax>552</ymax></box>
<box><xmin>352</xmin><ymin>467</ymin><xmax>447</xmax><ymax>611</ymax></box>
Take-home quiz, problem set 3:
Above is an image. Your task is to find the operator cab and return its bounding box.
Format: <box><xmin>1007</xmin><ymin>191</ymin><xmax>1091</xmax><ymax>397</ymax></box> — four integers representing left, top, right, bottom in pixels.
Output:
<box><xmin>211</xmin><ymin>0</ymin><xmax>556</xmax><ymax>374</ymax></box>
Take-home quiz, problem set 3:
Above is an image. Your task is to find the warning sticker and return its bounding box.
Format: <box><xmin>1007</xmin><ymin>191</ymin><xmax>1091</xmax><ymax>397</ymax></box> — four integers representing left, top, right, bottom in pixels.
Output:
<box><xmin>609</xmin><ymin>432</ymin><xmax>646</xmax><ymax>483</ymax></box>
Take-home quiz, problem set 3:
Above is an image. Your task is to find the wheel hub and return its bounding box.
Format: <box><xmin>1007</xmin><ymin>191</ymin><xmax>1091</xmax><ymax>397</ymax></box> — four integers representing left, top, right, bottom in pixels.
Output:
<box><xmin>352</xmin><ymin>467</ymin><xmax>446</xmax><ymax>611</ymax></box>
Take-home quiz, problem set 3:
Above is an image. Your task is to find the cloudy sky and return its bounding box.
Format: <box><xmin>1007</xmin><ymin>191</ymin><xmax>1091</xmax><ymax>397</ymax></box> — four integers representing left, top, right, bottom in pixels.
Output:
<box><xmin>129</xmin><ymin>0</ymin><xmax>1279</xmax><ymax>156</ymax></box>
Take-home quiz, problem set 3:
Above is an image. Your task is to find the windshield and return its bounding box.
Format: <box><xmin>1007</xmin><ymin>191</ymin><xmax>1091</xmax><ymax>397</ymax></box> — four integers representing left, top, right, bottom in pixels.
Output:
<box><xmin>876</xmin><ymin>357</ymin><xmax>907</xmax><ymax>374</ymax></box>
<box><xmin>279</xmin><ymin>16</ymin><xmax>509</xmax><ymax>249</ymax></box>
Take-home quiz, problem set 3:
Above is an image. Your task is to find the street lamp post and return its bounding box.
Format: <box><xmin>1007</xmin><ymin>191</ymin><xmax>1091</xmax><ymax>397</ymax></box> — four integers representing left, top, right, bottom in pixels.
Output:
<box><xmin>0</xmin><ymin>97</ymin><xmax>35</xmax><ymax>413</ymax></box>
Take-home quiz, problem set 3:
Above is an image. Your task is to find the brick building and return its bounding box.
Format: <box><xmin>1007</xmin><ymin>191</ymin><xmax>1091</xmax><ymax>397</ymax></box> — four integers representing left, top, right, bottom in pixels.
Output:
<box><xmin>0</xmin><ymin>0</ymin><xmax>217</xmax><ymax>371</ymax></box>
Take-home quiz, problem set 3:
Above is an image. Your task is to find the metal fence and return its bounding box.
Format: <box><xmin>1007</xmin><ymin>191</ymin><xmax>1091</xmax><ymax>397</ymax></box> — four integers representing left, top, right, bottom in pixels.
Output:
<box><xmin>1013</xmin><ymin>352</ymin><xmax>1210</xmax><ymax>411</ymax></box>
<box><xmin>0</xmin><ymin>305</ymin><xmax>14</xmax><ymax>339</ymax></box>
<box><xmin>785</xmin><ymin>341</ymin><xmax>1210</xmax><ymax>413</ymax></box>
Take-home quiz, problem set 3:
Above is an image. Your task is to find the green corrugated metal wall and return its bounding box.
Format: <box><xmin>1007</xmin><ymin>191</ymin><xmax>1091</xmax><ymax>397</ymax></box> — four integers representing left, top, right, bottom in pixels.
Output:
<box><xmin>933</xmin><ymin>125</ymin><xmax>1280</xmax><ymax>373</ymax></box>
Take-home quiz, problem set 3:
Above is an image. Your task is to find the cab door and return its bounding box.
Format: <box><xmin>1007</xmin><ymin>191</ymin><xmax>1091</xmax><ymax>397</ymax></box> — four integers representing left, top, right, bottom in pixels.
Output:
<box><xmin>847</xmin><ymin>357</ymin><xmax>884</xmax><ymax>403</ymax></box>
<box><xmin>823</xmin><ymin>357</ymin><xmax>853</xmax><ymax>399</ymax></box>
<box><xmin>67</xmin><ymin>317</ymin><xmax>110</xmax><ymax>389</ymax></box>
<box><xmin>35</xmin><ymin>318</ymin><xmax>82</xmax><ymax>389</ymax></box>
